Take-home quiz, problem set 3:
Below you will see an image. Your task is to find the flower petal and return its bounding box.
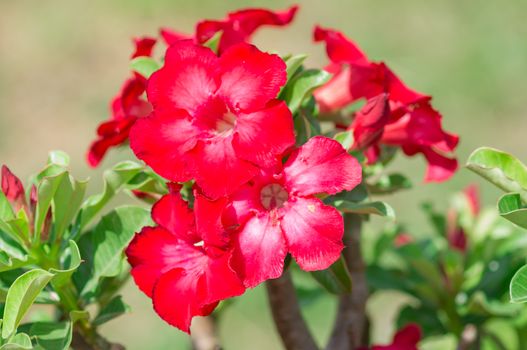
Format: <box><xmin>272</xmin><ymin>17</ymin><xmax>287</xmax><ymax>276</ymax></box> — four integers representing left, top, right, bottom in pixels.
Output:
<box><xmin>126</xmin><ymin>226</ymin><xmax>202</xmax><ymax>297</ymax></box>
<box><xmin>190</xmin><ymin>136</ymin><xmax>258</xmax><ymax>199</ymax></box>
<box><xmin>152</xmin><ymin>193</ymin><xmax>197</xmax><ymax>242</ymax></box>
<box><xmin>313</xmin><ymin>26</ymin><xmax>369</xmax><ymax>65</ymax></box>
<box><xmin>147</xmin><ymin>41</ymin><xmax>219</xmax><ymax>117</ymax></box>
<box><xmin>218</xmin><ymin>43</ymin><xmax>286</xmax><ymax>111</ymax></box>
<box><xmin>129</xmin><ymin>111</ymin><xmax>199</xmax><ymax>182</ymax></box>
<box><xmin>314</xmin><ymin>63</ymin><xmax>354</xmax><ymax>113</ymax></box>
<box><xmin>194</xmin><ymin>193</ymin><xmax>230</xmax><ymax>248</ymax></box>
<box><xmin>283</xmin><ymin>136</ymin><xmax>362</xmax><ymax>196</ymax></box>
<box><xmin>233</xmin><ymin>100</ymin><xmax>294</xmax><ymax>168</ymax></box>
<box><xmin>350</xmin><ymin>93</ymin><xmax>390</xmax><ymax>150</ymax></box>
<box><xmin>1</xmin><ymin>165</ymin><xmax>25</xmax><ymax>207</ymax></box>
<box><xmin>233</xmin><ymin>212</ymin><xmax>287</xmax><ymax>288</ymax></box>
<box><xmin>131</xmin><ymin>36</ymin><xmax>157</xmax><ymax>58</ymax></box>
<box><xmin>280</xmin><ymin>197</ymin><xmax>344</xmax><ymax>271</ymax></box>
<box><xmin>87</xmin><ymin>118</ymin><xmax>135</xmax><ymax>167</ymax></box>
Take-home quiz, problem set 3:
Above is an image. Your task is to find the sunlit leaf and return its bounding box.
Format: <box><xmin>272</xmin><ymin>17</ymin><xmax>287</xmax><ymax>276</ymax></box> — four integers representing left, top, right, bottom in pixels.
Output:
<box><xmin>49</xmin><ymin>241</ymin><xmax>82</xmax><ymax>288</ymax></box>
<box><xmin>497</xmin><ymin>193</ymin><xmax>527</xmax><ymax>229</ymax></box>
<box><xmin>130</xmin><ymin>57</ymin><xmax>160</xmax><ymax>79</ymax></box>
<box><xmin>0</xmin><ymin>332</ymin><xmax>32</xmax><ymax>350</ymax></box>
<box><xmin>510</xmin><ymin>264</ymin><xmax>527</xmax><ymax>303</ymax></box>
<box><xmin>280</xmin><ymin>69</ymin><xmax>332</xmax><ymax>114</ymax></box>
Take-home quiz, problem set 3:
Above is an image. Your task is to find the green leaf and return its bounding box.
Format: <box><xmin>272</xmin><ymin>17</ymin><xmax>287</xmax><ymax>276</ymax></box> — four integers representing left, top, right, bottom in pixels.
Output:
<box><xmin>497</xmin><ymin>193</ymin><xmax>527</xmax><ymax>229</ymax></box>
<box><xmin>34</xmin><ymin>171</ymin><xmax>67</xmax><ymax>242</ymax></box>
<box><xmin>93</xmin><ymin>295</ymin><xmax>130</xmax><ymax>326</ymax></box>
<box><xmin>0</xmin><ymin>191</ymin><xmax>15</xmax><ymax>221</ymax></box>
<box><xmin>52</xmin><ymin>175</ymin><xmax>88</xmax><ymax>240</ymax></box>
<box><xmin>367</xmin><ymin>173</ymin><xmax>412</xmax><ymax>194</ymax></box>
<box><xmin>47</xmin><ymin>151</ymin><xmax>70</xmax><ymax>167</ymax></box>
<box><xmin>283</xmin><ymin>54</ymin><xmax>307</xmax><ymax>83</ymax></box>
<box><xmin>293</xmin><ymin>104</ymin><xmax>321</xmax><ymax>145</ymax></box>
<box><xmin>280</xmin><ymin>69</ymin><xmax>332</xmax><ymax>114</ymax></box>
<box><xmin>331</xmin><ymin>200</ymin><xmax>395</xmax><ymax>219</ymax></box>
<box><xmin>202</xmin><ymin>31</ymin><xmax>222</xmax><ymax>52</ymax></box>
<box><xmin>30</xmin><ymin>322</ymin><xmax>72</xmax><ymax>350</ymax></box>
<box><xmin>130</xmin><ymin>57</ymin><xmax>160</xmax><ymax>79</ymax></box>
<box><xmin>49</xmin><ymin>241</ymin><xmax>82</xmax><ymax>288</ymax></box>
<box><xmin>0</xmin><ymin>333</ymin><xmax>32</xmax><ymax>350</ymax></box>
<box><xmin>2</xmin><ymin>269</ymin><xmax>54</xmax><ymax>339</ymax></box>
<box><xmin>334</xmin><ymin>131</ymin><xmax>354</xmax><ymax>150</ymax></box>
<box><xmin>79</xmin><ymin>161</ymin><xmax>145</xmax><ymax>230</ymax></box>
<box><xmin>0</xmin><ymin>254</ymin><xmax>30</xmax><ymax>273</ymax></box>
<box><xmin>467</xmin><ymin>147</ymin><xmax>527</xmax><ymax>202</ymax></box>
<box><xmin>510</xmin><ymin>264</ymin><xmax>527</xmax><ymax>303</ymax></box>
<box><xmin>80</xmin><ymin>206</ymin><xmax>151</xmax><ymax>296</ymax></box>
<box><xmin>310</xmin><ymin>256</ymin><xmax>352</xmax><ymax>294</ymax></box>
<box><xmin>465</xmin><ymin>291</ymin><xmax>520</xmax><ymax>317</ymax></box>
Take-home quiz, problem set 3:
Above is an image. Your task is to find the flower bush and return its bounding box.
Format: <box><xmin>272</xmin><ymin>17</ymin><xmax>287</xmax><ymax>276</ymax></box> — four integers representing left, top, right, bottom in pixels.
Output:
<box><xmin>1</xmin><ymin>4</ymin><xmax>526</xmax><ymax>350</ymax></box>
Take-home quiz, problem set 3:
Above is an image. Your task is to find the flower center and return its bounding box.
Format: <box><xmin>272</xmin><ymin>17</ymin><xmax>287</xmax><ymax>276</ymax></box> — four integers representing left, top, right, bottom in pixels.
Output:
<box><xmin>260</xmin><ymin>183</ymin><xmax>289</xmax><ymax>210</ymax></box>
<box><xmin>215</xmin><ymin>111</ymin><xmax>236</xmax><ymax>135</ymax></box>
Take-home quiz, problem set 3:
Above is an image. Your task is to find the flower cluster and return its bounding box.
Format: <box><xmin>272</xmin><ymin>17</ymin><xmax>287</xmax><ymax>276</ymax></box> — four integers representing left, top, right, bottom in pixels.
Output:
<box><xmin>87</xmin><ymin>5</ymin><xmax>460</xmax><ymax>333</ymax></box>
<box><xmin>314</xmin><ymin>26</ymin><xmax>459</xmax><ymax>182</ymax></box>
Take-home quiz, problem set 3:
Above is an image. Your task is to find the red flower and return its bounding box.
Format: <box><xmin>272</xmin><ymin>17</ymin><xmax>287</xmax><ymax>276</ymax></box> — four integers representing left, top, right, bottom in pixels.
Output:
<box><xmin>463</xmin><ymin>184</ymin><xmax>480</xmax><ymax>216</ymax></box>
<box><xmin>224</xmin><ymin>136</ymin><xmax>362</xmax><ymax>287</ymax></box>
<box><xmin>87</xmin><ymin>37</ymin><xmax>155</xmax><ymax>167</ymax></box>
<box><xmin>130</xmin><ymin>40</ymin><xmax>294</xmax><ymax>199</ymax></box>
<box><xmin>126</xmin><ymin>190</ymin><xmax>245</xmax><ymax>333</ymax></box>
<box><xmin>363</xmin><ymin>324</ymin><xmax>421</xmax><ymax>350</ymax></box>
<box><xmin>196</xmin><ymin>6</ymin><xmax>298</xmax><ymax>53</ymax></box>
<box><xmin>314</xmin><ymin>26</ymin><xmax>458</xmax><ymax>182</ymax></box>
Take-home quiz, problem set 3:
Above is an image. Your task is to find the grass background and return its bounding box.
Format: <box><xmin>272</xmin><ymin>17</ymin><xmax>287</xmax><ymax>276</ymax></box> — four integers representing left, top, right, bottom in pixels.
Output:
<box><xmin>1</xmin><ymin>0</ymin><xmax>527</xmax><ymax>348</ymax></box>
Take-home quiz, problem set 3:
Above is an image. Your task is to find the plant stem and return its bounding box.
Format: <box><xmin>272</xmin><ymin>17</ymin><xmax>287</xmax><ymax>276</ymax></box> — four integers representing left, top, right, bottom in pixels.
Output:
<box><xmin>327</xmin><ymin>213</ymin><xmax>368</xmax><ymax>350</ymax></box>
<box><xmin>456</xmin><ymin>325</ymin><xmax>477</xmax><ymax>350</ymax></box>
<box><xmin>266</xmin><ymin>270</ymin><xmax>319</xmax><ymax>350</ymax></box>
<box><xmin>191</xmin><ymin>316</ymin><xmax>221</xmax><ymax>350</ymax></box>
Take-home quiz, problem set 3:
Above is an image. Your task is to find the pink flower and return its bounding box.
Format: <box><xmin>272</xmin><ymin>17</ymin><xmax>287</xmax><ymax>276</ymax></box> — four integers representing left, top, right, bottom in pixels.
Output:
<box><xmin>224</xmin><ymin>136</ymin><xmax>362</xmax><ymax>287</ymax></box>
<box><xmin>130</xmin><ymin>40</ymin><xmax>294</xmax><ymax>199</ymax></box>
<box><xmin>359</xmin><ymin>324</ymin><xmax>421</xmax><ymax>350</ymax></box>
<box><xmin>313</xmin><ymin>26</ymin><xmax>458</xmax><ymax>182</ymax></box>
<box><xmin>126</xmin><ymin>189</ymin><xmax>245</xmax><ymax>333</ymax></box>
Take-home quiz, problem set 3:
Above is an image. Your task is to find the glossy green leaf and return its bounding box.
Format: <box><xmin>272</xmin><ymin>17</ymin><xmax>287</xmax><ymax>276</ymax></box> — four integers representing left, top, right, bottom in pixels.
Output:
<box><xmin>283</xmin><ymin>54</ymin><xmax>307</xmax><ymax>82</ymax></box>
<box><xmin>0</xmin><ymin>191</ymin><xmax>14</xmax><ymax>221</ymax></box>
<box><xmin>34</xmin><ymin>171</ymin><xmax>67</xmax><ymax>242</ymax></box>
<box><xmin>497</xmin><ymin>193</ymin><xmax>527</xmax><ymax>229</ymax></box>
<box><xmin>30</xmin><ymin>321</ymin><xmax>72</xmax><ymax>350</ymax></box>
<box><xmin>510</xmin><ymin>264</ymin><xmax>527</xmax><ymax>303</ymax></box>
<box><xmin>280</xmin><ymin>69</ymin><xmax>332</xmax><ymax>114</ymax></box>
<box><xmin>0</xmin><ymin>254</ymin><xmax>30</xmax><ymax>273</ymax></box>
<box><xmin>49</xmin><ymin>241</ymin><xmax>82</xmax><ymax>287</ymax></box>
<box><xmin>202</xmin><ymin>31</ymin><xmax>222</xmax><ymax>52</ymax></box>
<box><xmin>130</xmin><ymin>57</ymin><xmax>160</xmax><ymax>79</ymax></box>
<box><xmin>368</xmin><ymin>173</ymin><xmax>412</xmax><ymax>194</ymax></box>
<box><xmin>5</xmin><ymin>211</ymin><xmax>30</xmax><ymax>245</ymax></box>
<box><xmin>93</xmin><ymin>295</ymin><xmax>130</xmax><ymax>326</ymax></box>
<box><xmin>80</xmin><ymin>206</ymin><xmax>151</xmax><ymax>296</ymax></box>
<box><xmin>467</xmin><ymin>147</ymin><xmax>527</xmax><ymax>202</ymax></box>
<box><xmin>331</xmin><ymin>200</ymin><xmax>395</xmax><ymax>219</ymax></box>
<box><xmin>310</xmin><ymin>256</ymin><xmax>352</xmax><ymax>294</ymax></box>
<box><xmin>79</xmin><ymin>161</ymin><xmax>145</xmax><ymax>229</ymax></box>
<box><xmin>52</xmin><ymin>175</ymin><xmax>88</xmax><ymax>240</ymax></box>
<box><xmin>334</xmin><ymin>131</ymin><xmax>354</xmax><ymax>150</ymax></box>
<box><xmin>0</xmin><ymin>333</ymin><xmax>32</xmax><ymax>350</ymax></box>
<box><xmin>2</xmin><ymin>269</ymin><xmax>54</xmax><ymax>338</ymax></box>
<box><xmin>47</xmin><ymin>151</ymin><xmax>70</xmax><ymax>167</ymax></box>
<box><xmin>465</xmin><ymin>291</ymin><xmax>520</xmax><ymax>317</ymax></box>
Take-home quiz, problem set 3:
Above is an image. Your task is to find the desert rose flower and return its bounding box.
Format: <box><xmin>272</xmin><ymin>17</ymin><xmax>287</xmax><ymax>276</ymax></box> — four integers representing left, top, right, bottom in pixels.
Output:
<box><xmin>224</xmin><ymin>136</ymin><xmax>362</xmax><ymax>287</ymax></box>
<box><xmin>313</xmin><ymin>26</ymin><xmax>458</xmax><ymax>182</ymax></box>
<box><xmin>358</xmin><ymin>324</ymin><xmax>421</xmax><ymax>350</ymax></box>
<box><xmin>126</xmin><ymin>190</ymin><xmax>245</xmax><ymax>332</ymax></box>
<box><xmin>130</xmin><ymin>40</ymin><xmax>294</xmax><ymax>199</ymax></box>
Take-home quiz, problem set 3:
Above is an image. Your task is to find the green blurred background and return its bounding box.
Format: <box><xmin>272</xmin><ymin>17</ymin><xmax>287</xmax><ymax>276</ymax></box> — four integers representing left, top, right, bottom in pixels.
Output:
<box><xmin>1</xmin><ymin>0</ymin><xmax>527</xmax><ymax>348</ymax></box>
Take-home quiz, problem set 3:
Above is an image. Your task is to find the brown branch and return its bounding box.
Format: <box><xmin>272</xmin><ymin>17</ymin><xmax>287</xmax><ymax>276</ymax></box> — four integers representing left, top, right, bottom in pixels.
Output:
<box><xmin>266</xmin><ymin>270</ymin><xmax>319</xmax><ymax>350</ymax></box>
<box><xmin>327</xmin><ymin>213</ymin><xmax>368</xmax><ymax>350</ymax></box>
<box><xmin>191</xmin><ymin>316</ymin><xmax>221</xmax><ymax>350</ymax></box>
<box><xmin>71</xmin><ymin>328</ymin><xmax>125</xmax><ymax>350</ymax></box>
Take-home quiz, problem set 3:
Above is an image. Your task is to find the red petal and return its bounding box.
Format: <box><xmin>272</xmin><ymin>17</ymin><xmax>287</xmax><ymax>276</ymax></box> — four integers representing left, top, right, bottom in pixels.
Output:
<box><xmin>313</xmin><ymin>26</ymin><xmax>369</xmax><ymax>65</ymax></box>
<box><xmin>152</xmin><ymin>193</ymin><xmax>197</xmax><ymax>242</ymax></box>
<box><xmin>131</xmin><ymin>36</ymin><xmax>157</xmax><ymax>58</ymax></box>
<box><xmin>1</xmin><ymin>165</ymin><xmax>25</xmax><ymax>208</ymax></box>
<box><xmin>194</xmin><ymin>193</ymin><xmax>230</xmax><ymax>248</ymax></box>
<box><xmin>314</xmin><ymin>64</ymin><xmax>354</xmax><ymax>113</ymax></box>
<box><xmin>218</xmin><ymin>43</ymin><xmax>286</xmax><ymax>111</ymax></box>
<box><xmin>126</xmin><ymin>226</ymin><xmax>203</xmax><ymax>297</ymax></box>
<box><xmin>222</xmin><ymin>180</ymin><xmax>262</xmax><ymax>230</ymax></box>
<box><xmin>87</xmin><ymin>118</ymin><xmax>135</xmax><ymax>167</ymax></box>
<box><xmin>147</xmin><ymin>41</ymin><xmax>219</xmax><ymax>117</ymax></box>
<box><xmin>129</xmin><ymin>111</ymin><xmax>199</xmax><ymax>182</ymax></box>
<box><xmin>280</xmin><ymin>197</ymin><xmax>344</xmax><ymax>271</ymax></box>
<box><xmin>464</xmin><ymin>184</ymin><xmax>480</xmax><ymax>216</ymax></box>
<box><xmin>233</xmin><ymin>100</ymin><xmax>294</xmax><ymax>168</ymax></box>
<box><xmin>190</xmin><ymin>136</ymin><xmax>258</xmax><ymax>199</ymax></box>
<box><xmin>421</xmin><ymin>148</ymin><xmax>458</xmax><ymax>183</ymax></box>
<box><xmin>283</xmin><ymin>136</ymin><xmax>362</xmax><ymax>196</ymax></box>
<box><xmin>197</xmin><ymin>6</ymin><xmax>298</xmax><ymax>53</ymax></box>
<box><xmin>392</xmin><ymin>324</ymin><xmax>421</xmax><ymax>347</ymax></box>
<box><xmin>233</xmin><ymin>212</ymin><xmax>287</xmax><ymax>288</ymax></box>
<box><xmin>159</xmin><ymin>27</ymin><xmax>192</xmax><ymax>46</ymax></box>
<box><xmin>350</xmin><ymin>93</ymin><xmax>390</xmax><ymax>150</ymax></box>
